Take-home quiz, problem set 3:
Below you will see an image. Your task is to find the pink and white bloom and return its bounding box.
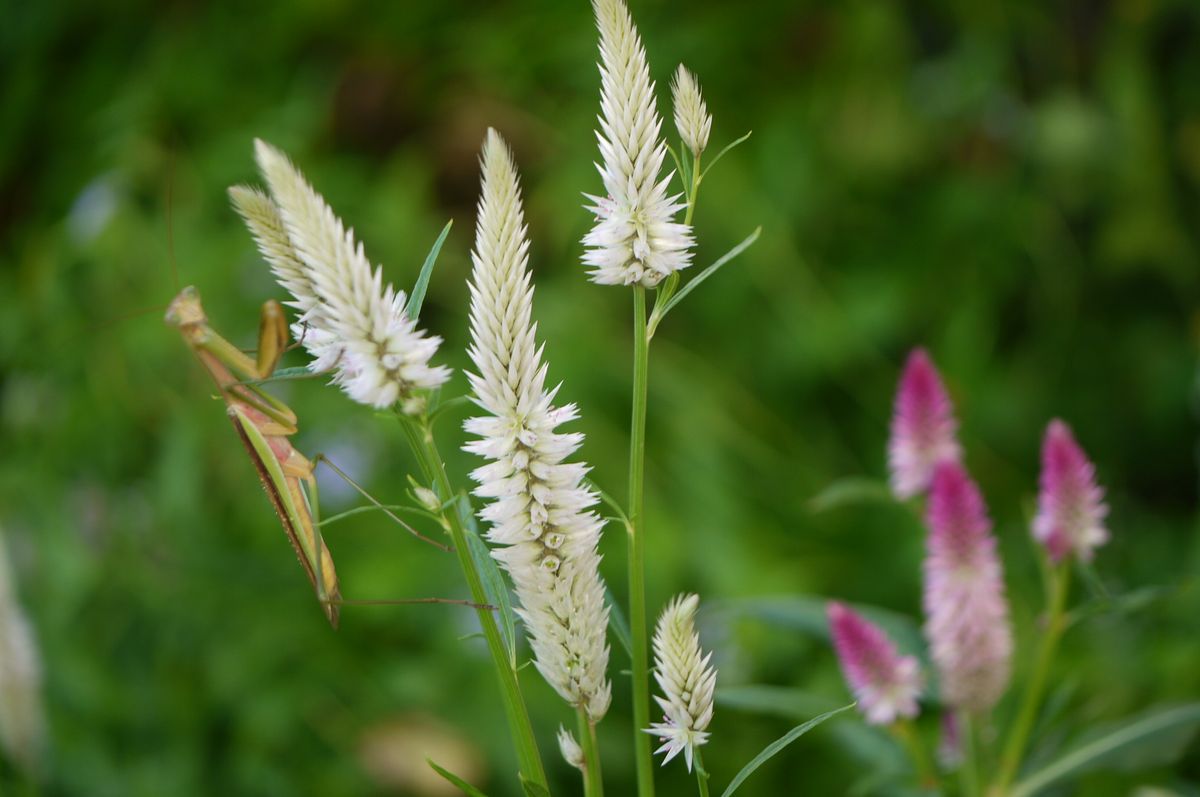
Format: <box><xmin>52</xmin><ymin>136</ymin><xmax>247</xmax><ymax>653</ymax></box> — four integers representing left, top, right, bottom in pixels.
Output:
<box><xmin>1032</xmin><ymin>420</ymin><xmax>1109</xmax><ymax>563</ymax></box>
<box><xmin>923</xmin><ymin>461</ymin><xmax>1013</xmax><ymax>714</ymax></box>
<box><xmin>827</xmin><ymin>602</ymin><xmax>921</xmax><ymax>725</ymax></box>
<box><xmin>889</xmin><ymin>349</ymin><xmax>961</xmax><ymax>499</ymax></box>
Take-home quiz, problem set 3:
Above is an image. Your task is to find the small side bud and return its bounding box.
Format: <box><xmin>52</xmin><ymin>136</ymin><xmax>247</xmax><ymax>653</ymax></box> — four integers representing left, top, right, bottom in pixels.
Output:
<box><xmin>557</xmin><ymin>726</ymin><xmax>586</xmax><ymax>771</ymax></box>
<box><xmin>413</xmin><ymin>486</ymin><xmax>441</xmax><ymax>513</ymax></box>
<box><xmin>671</xmin><ymin>65</ymin><xmax>712</xmax><ymax>158</ymax></box>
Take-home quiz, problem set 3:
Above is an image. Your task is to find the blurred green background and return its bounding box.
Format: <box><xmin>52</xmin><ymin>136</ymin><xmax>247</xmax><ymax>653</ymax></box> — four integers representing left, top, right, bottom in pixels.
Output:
<box><xmin>3</xmin><ymin>0</ymin><xmax>1200</xmax><ymax>794</ymax></box>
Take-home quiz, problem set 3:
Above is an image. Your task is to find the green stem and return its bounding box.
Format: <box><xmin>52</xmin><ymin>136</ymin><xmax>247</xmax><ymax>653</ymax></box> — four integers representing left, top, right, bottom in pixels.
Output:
<box><xmin>961</xmin><ymin>712</ymin><xmax>981</xmax><ymax>797</ymax></box>
<box><xmin>992</xmin><ymin>563</ymin><xmax>1071</xmax><ymax>795</ymax></box>
<box><xmin>398</xmin><ymin>415</ymin><xmax>549</xmax><ymax>791</ymax></box>
<box><xmin>578</xmin><ymin>708</ymin><xmax>605</xmax><ymax>797</ymax></box>
<box><xmin>628</xmin><ymin>286</ymin><xmax>655</xmax><ymax>797</ymax></box>
<box><xmin>892</xmin><ymin>719</ymin><xmax>939</xmax><ymax>792</ymax></box>
<box><xmin>684</xmin><ymin>152</ymin><xmax>702</xmax><ymax>226</ymax></box>
<box><xmin>693</xmin><ymin>748</ymin><xmax>712</xmax><ymax>797</ymax></box>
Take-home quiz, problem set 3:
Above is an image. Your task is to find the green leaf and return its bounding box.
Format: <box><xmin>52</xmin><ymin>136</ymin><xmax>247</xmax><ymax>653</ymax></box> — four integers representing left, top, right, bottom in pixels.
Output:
<box><xmin>318</xmin><ymin>503</ymin><xmax>439</xmax><ymax>528</ymax></box>
<box><xmin>1010</xmin><ymin>703</ymin><xmax>1200</xmax><ymax>797</ymax></box>
<box><xmin>606</xmin><ymin>587</ymin><xmax>633</xmax><ymax>660</ymax></box>
<box><xmin>701</xmin><ymin>129</ymin><xmax>752</xmax><ymax>179</ymax></box>
<box><xmin>234</xmin><ymin>366</ymin><xmax>321</xmax><ymax>386</ymax></box>
<box><xmin>585</xmin><ymin>478</ymin><xmax>630</xmax><ymax>530</ymax></box>
<box><xmin>405</xmin><ymin>219</ymin><xmax>453</xmax><ymax>321</ymax></box>
<box><xmin>808</xmin><ymin>477</ymin><xmax>894</xmax><ymax>514</ymax></box>
<box><xmin>651</xmin><ymin>227</ymin><xmax>761</xmax><ymax>329</ymax></box>
<box><xmin>429</xmin><ymin>394</ymin><xmax>473</xmax><ymax>428</ymax></box>
<box><xmin>717</xmin><ymin>684</ymin><xmax>842</xmax><ymax>720</ymax></box>
<box><xmin>719</xmin><ymin>704</ymin><xmax>854</xmax><ymax>797</ymax></box>
<box><xmin>520</xmin><ymin>777</ymin><xmax>552</xmax><ymax>797</ymax></box>
<box><xmin>458</xmin><ymin>494</ymin><xmax>518</xmax><ymax>666</ymax></box>
<box><xmin>427</xmin><ymin>759</ymin><xmax>489</xmax><ymax>797</ymax></box>
<box><xmin>666</xmin><ymin>142</ymin><xmax>687</xmax><ymax>189</ymax></box>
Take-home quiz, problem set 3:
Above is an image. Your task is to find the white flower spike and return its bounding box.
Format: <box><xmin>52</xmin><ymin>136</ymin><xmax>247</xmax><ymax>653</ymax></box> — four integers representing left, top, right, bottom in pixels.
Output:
<box><xmin>227</xmin><ymin>185</ymin><xmax>344</xmax><ymax>372</ymax></box>
<box><xmin>241</xmin><ymin>139</ymin><xmax>450</xmax><ymax>410</ymax></box>
<box><xmin>671</xmin><ymin>65</ymin><xmax>712</xmax><ymax>158</ymax></box>
<box><xmin>647</xmin><ymin>593</ymin><xmax>717</xmax><ymax>772</ymax></box>
<box><xmin>464</xmin><ymin>129</ymin><xmax>612</xmax><ymax>721</ymax></box>
<box><xmin>584</xmin><ymin>0</ymin><xmax>694</xmax><ymax>287</ymax></box>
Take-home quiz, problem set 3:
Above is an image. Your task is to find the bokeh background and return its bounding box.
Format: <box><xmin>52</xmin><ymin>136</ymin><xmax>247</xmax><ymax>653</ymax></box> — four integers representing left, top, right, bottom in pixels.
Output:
<box><xmin>3</xmin><ymin>0</ymin><xmax>1200</xmax><ymax>794</ymax></box>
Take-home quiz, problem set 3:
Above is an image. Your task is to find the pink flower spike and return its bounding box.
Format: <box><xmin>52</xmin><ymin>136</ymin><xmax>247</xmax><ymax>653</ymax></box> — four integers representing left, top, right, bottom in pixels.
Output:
<box><xmin>827</xmin><ymin>602</ymin><xmax>921</xmax><ymax>726</ymax></box>
<box><xmin>888</xmin><ymin>348</ymin><xmax>962</xmax><ymax>499</ymax></box>
<box><xmin>1032</xmin><ymin>420</ymin><xmax>1109</xmax><ymax>564</ymax></box>
<box><xmin>923</xmin><ymin>461</ymin><xmax>1013</xmax><ymax>714</ymax></box>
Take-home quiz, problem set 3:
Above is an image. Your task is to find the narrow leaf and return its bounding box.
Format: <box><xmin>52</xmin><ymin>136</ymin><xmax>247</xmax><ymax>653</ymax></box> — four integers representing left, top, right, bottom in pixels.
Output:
<box><xmin>606</xmin><ymin>587</ymin><xmax>633</xmax><ymax>660</ymax></box>
<box><xmin>429</xmin><ymin>394</ymin><xmax>473</xmax><ymax>428</ymax></box>
<box><xmin>520</xmin><ymin>777</ymin><xmax>552</xmax><ymax>797</ymax></box>
<box><xmin>427</xmin><ymin>758</ymin><xmax>489</xmax><ymax>797</ymax></box>
<box><xmin>235</xmin><ymin>366</ymin><xmax>321</xmax><ymax>386</ymax></box>
<box><xmin>319</xmin><ymin>503</ymin><xmax>439</xmax><ymax>528</ymax></box>
<box><xmin>406</xmin><ymin>219</ymin><xmax>454</xmax><ymax>321</ymax></box>
<box><xmin>666</xmin><ymin>142</ymin><xmax>687</xmax><ymax>189</ymax></box>
<box><xmin>1011</xmin><ymin>703</ymin><xmax>1200</xmax><ymax>797</ymax></box>
<box><xmin>808</xmin><ymin>477</ymin><xmax>893</xmax><ymax>514</ymax></box>
<box><xmin>657</xmin><ymin>226</ymin><xmax>761</xmax><ymax>321</ymax></box>
<box><xmin>458</xmin><ymin>494</ymin><xmax>518</xmax><ymax>666</ymax></box>
<box><xmin>717</xmin><ymin>684</ymin><xmax>842</xmax><ymax>720</ymax></box>
<box><xmin>701</xmin><ymin>130</ymin><xmax>752</xmax><ymax>179</ymax></box>
<box><xmin>719</xmin><ymin>704</ymin><xmax>854</xmax><ymax>797</ymax></box>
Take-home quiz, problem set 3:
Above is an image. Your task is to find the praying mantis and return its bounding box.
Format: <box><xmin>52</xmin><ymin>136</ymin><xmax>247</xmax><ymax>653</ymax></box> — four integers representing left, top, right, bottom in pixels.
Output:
<box><xmin>165</xmin><ymin>284</ymin><xmax>472</xmax><ymax>629</ymax></box>
<box><xmin>165</xmin><ymin>286</ymin><xmax>344</xmax><ymax>627</ymax></box>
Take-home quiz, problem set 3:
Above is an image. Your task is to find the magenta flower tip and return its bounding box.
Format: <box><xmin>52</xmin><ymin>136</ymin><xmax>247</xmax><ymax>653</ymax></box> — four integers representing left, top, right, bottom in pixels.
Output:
<box><xmin>1033</xmin><ymin>419</ymin><xmax>1109</xmax><ymax>564</ymax></box>
<box><xmin>827</xmin><ymin>602</ymin><xmax>921</xmax><ymax>726</ymax></box>
<box><xmin>888</xmin><ymin>348</ymin><xmax>961</xmax><ymax>499</ymax></box>
<box><xmin>923</xmin><ymin>461</ymin><xmax>1013</xmax><ymax>714</ymax></box>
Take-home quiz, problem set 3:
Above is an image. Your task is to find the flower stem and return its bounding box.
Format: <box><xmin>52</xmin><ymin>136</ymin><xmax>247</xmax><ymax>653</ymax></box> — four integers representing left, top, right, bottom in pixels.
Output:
<box><xmin>398</xmin><ymin>414</ymin><xmax>549</xmax><ymax>791</ymax></box>
<box><xmin>628</xmin><ymin>286</ymin><xmax>655</xmax><ymax>797</ymax></box>
<box><xmin>992</xmin><ymin>563</ymin><xmax>1071</xmax><ymax>794</ymax></box>
<box><xmin>693</xmin><ymin>748</ymin><xmax>712</xmax><ymax>797</ymax></box>
<box><xmin>892</xmin><ymin>719</ymin><xmax>939</xmax><ymax>791</ymax></box>
<box><xmin>578</xmin><ymin>707</ymin><xmax>605</xmax><ymax>797</ymax></box>
<box><xmin>684</xmin><ymin>153</ymin><xmax>702</xmax><ymax>226</ymax></box>
<box><xmin>960</xmin><ymin>711</ymin><xmax>981</xmax><ymax>797</ymax></box>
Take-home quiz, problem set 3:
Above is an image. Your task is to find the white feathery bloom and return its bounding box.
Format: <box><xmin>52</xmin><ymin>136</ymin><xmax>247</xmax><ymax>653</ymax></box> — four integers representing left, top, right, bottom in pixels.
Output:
<box><xmin>0</xmin><ymin>532</ymin><xmax>43</xmax><ymax>777</ymax></box>
<box><xmin>557</xmin><ymin>726</ymin><xmax>586</xmax><ymax>771</ymax></box>
<box><xmin>671</xmin><ymin>65</ymin><xmax>712</xmax><ymax>158</ymax></box>
<box><xmin>647</xmin><ymin>594</ymin><xmax>716</xmax><ymax>772</ymax></box>
<box><xmin>245</xmin><ymin>139</ymin><xmax>450</xmax><ymax>409</ymax></box>
<box><xmin>228</xmin><ymin>185</ymin><xmax>343</xmax><ymax>371</ymax></box>
<box><xmin>464</xmin><ymin>129</ymin><xmax>611</xmax><ymax>721</ymax></box>
<box><xmin>583</xmin><ymin>0</ymin><xmax>694</xmax><ymax>287</ymax></box>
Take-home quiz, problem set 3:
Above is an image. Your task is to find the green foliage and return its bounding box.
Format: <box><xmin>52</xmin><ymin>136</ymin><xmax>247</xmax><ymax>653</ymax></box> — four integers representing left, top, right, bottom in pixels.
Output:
<box><xmin>719</xmin><ymin>704</ymin><xmax>854</xmax><ymax>796</ymax></box>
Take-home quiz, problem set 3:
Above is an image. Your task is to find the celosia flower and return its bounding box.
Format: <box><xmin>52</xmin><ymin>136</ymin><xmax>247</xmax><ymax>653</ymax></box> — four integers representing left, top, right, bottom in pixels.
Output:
<box><xmin>827</xmin><ymin>602</ymin><xmax>921</xmax><ymax>725</ymax></box>
<box><xmin>0</xmin><ymin>532</ymin><xmax>43</xmax><ymax>776</ymax></box>
<box><xmin>583</xmin><ymin>0</ymin><xmax>694</xmax><ymax>287</ymax></box>
<box><xmin>228</xmin><ymin>185</ymin><xmax>344</xmax><ymax>371</ymax></box>
<box><xmin>1032</xmin><ymin>419</ymin><xmax>1109</xmax><ymax>563</ymax></box>
<box><xmin>239</xmin><ymin>139</ymin><xmax>450</xmax><ymax>410</ymax></box>
<box><xmin>464</xmin><ymin>130</ymin><xmax>611</xmax><ymax>721</ymax></box>
<box><xmin>671</xmin><ymin>65</ymin><xmax>712</xmax><ymax>158</ymax></box>
<box><xmin>558</xmin><ymin>726</ymin><xmax>585</xmax><ymax>771</ymax></box>
<box><xmin>889</xmin><ymin>348</ymin><xmax>962</xmax><ymax>499</ymax></box>
<box><xmin>923</xmin><ymin>461</ymin><xmax>1013</xmax><ymax>714</ymax></box>
<box><xmin>647</xmin><ymin>594</ymin><xmax>717</xmax><ymax>772</ymax></box>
